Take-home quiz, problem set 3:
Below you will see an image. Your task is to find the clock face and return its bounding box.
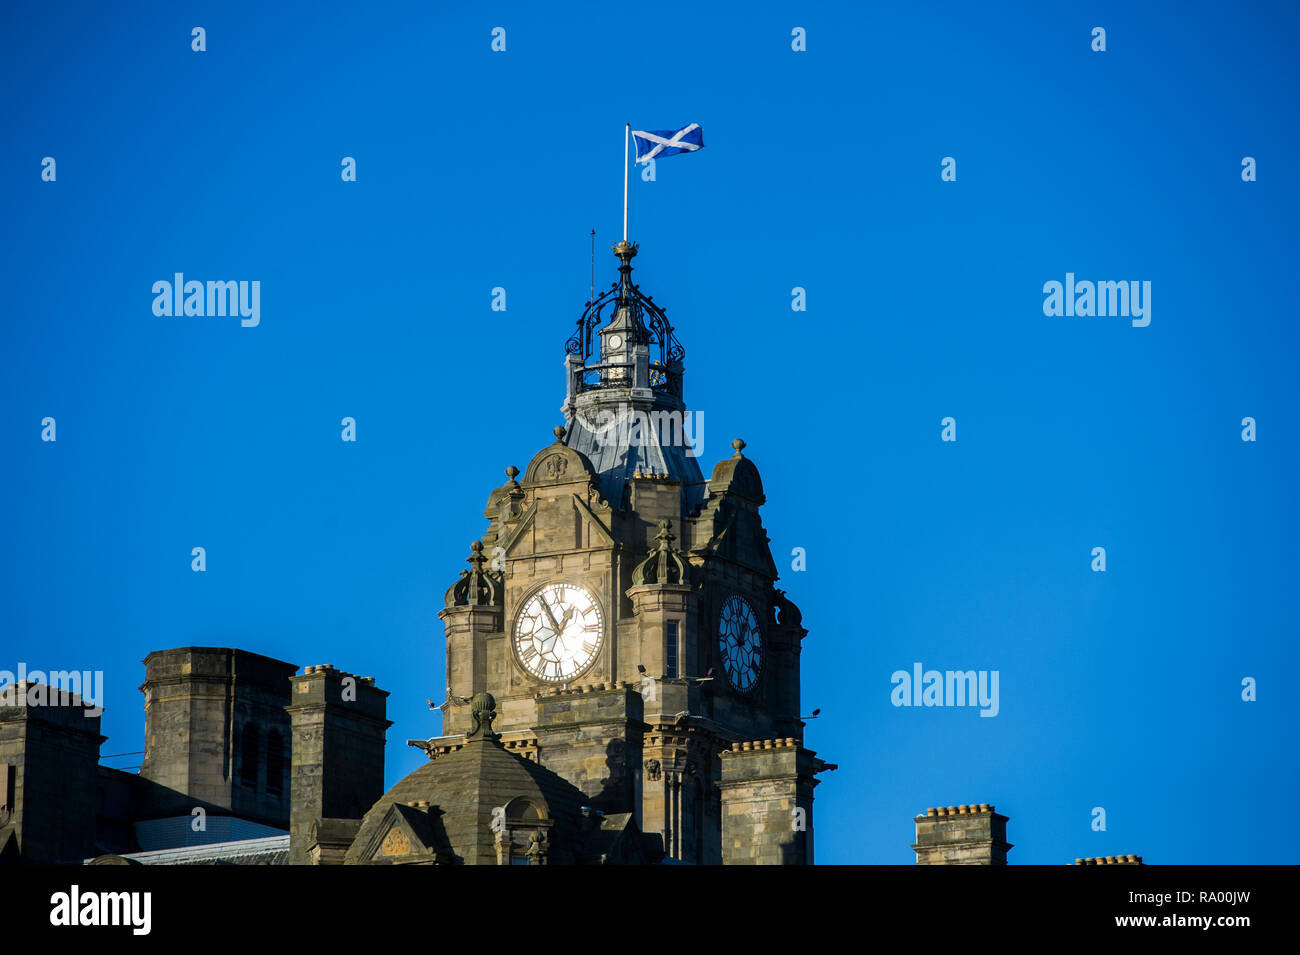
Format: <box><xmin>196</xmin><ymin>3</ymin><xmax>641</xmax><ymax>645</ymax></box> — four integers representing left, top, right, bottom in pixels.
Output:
<box><xmin>514</xmin><ymin>583</ymin><xmax>604</xmax><ymax>682</ymax></box>
<box><xmin>718</xmin><ymin>595</ymin><xmax>762</xmax><ymax>693</ymax></box>
<box><xmin>607</xmin><ymin>334</ymin><xmax>623</xmax><ymax>351</ymax></box>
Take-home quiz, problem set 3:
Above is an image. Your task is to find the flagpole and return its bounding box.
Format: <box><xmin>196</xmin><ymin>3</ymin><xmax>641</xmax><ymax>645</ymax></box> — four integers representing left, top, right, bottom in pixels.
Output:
<box><xmin>623</xmin><ymin>123</ymin><xmax>630</xmax><ymax>241</ymax></box>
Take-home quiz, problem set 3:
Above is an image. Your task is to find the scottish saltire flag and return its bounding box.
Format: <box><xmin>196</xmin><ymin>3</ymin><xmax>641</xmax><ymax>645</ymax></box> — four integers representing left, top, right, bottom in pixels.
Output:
<box><xmin>631</xmin><ymin>124</ymin><xmax>704</xmax><ymax>163</ymax></box>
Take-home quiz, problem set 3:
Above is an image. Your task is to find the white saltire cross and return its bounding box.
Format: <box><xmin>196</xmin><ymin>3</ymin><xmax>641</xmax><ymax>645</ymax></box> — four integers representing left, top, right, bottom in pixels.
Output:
<box><xmin>632</xmin><ymin>124</ymin><xmax>702</xmax><ymax>163</ymax></box>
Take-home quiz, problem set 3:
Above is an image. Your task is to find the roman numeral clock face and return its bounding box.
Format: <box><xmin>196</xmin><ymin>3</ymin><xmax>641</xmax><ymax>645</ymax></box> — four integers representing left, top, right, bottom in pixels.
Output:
<box><xmin>719</xmin><ymin>595</ymin><xmax>762</xmax><ymax>692</ymax></box>
<box><xmin>513</xmin><ymin>583</ymin><xmax>604</xmax><ymax>683</ymax></box>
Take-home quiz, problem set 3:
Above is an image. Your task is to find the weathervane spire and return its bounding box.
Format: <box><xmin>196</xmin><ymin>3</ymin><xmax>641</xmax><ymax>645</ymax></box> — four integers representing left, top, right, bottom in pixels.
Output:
<box><xmin>622</xmin><ymin>123</ymin><xmax>630</xmax><ymax>242</ymax></box>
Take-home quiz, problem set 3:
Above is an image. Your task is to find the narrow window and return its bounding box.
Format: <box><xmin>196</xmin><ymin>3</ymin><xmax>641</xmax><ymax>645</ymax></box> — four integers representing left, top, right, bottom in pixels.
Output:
<box><xmin>665</xmin><ymin>621</ymin><xmax>679</xmax><ymax>679</ymax></box>
<box><xmin>265</xmin><ymin>731</ymin><xmax>285</xmax><ymax>797</ymax></box>
<box><xmin>240</xmin><ymin>724</ymin><xmax>260</xmax><ymax>790</ymax></box>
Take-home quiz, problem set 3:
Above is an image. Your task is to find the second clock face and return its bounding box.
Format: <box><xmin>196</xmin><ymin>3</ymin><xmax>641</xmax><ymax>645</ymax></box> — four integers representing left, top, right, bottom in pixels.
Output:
<box><xmin>514</xmin><ymin>583</ymin><xmax>603</xmax><ymax>683</ymax></box>
<box><xmin>719</xmin><ymin>595</ymin><xmax>762</xmax><ymax>692</ymax></box>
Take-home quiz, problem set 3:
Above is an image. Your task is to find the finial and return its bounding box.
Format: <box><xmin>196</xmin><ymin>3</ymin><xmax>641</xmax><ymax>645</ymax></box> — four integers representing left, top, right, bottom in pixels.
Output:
<box><xmin>505</xmin><ymin>465</ymin><xmax>519</xmax><ymax>480</ymax></box>
<box><xmin>553</xmin><ymin>425</ymin><xmax>566</xmax><ymax>442</ymax></box>
<box><xmin>613</xmin><ymin>241</ymin><xmax>639</xmax><ymax>302</ymax></box>
<box><xmin>731</xmin><ymin>438</ymin><xmax>746</xmax><ymax>457</ymax></box>
<box><xmin>632</xmin><ymin>518</ymin><xmax>688</xmax><ymax>586</ymax></box>
<box><xmin>467</xmin><ymin>540</ymin><xmax>488</xmax><ymax>572</ymax></box>
<box><xmin>465</xmin><ymin>691</ymin><xmax>499</xmax><ymax>741</ymax></box>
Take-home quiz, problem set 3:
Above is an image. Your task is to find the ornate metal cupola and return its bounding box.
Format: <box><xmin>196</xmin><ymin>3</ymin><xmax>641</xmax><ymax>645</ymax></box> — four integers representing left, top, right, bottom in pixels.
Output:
<box><xmin>564</xmin><ymin>240</ymin><xmax>685</xmax><ymax>405</ymax></box>
<box><xmin>560</xmin><ymin>240</ymin><xmax>703</xmax><ymax>509</ymax></box>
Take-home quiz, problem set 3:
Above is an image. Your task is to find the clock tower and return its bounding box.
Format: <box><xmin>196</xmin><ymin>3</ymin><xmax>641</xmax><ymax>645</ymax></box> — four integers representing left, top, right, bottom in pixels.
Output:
<box><xmin>432</xmin><ymin>239</ymin><xmax>834</xmax><ymax>864</ymax></box>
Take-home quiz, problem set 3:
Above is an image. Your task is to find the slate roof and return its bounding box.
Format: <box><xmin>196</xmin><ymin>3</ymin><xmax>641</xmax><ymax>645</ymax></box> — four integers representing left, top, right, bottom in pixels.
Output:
<box><xmin>565</xmin><ymin>398</ymin><xmax>707</xmax><ymax>512</ymax></box>
<box><xmin>98</xmin><ymin>834</ymin><xmax>290</xmax><ymax>865</ymax></box>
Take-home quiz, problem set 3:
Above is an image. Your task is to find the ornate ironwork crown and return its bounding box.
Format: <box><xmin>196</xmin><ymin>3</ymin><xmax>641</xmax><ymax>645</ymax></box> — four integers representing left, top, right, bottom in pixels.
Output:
<box><xmin>565</xmin><ymin>242</ymin><xmax>685</xmax><ymax>398</ymax></box>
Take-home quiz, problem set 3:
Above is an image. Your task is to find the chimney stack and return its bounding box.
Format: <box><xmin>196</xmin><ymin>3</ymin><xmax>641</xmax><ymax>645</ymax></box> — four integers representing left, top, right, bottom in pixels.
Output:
<box><xmin>285</xmin><ymin>665</ymin><xmax>390</xmax><ymax>864</ymax></box>
<box><xmin>912</xmin><ymin>803</ymin><xmax>1012</xmax><ymax>865</ymax></box>
<box><xmin>1075</xmin><ymin>855</ymin><xmax>1143</xmax><ymax>865</ymax></box>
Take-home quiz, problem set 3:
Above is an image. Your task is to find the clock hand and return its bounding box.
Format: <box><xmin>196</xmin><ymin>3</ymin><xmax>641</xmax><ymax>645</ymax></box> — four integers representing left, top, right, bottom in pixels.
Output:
<box><xmin>538</xmin><ymin>595</ymin><xmax>563</xmax><ymax>633</ymax></box>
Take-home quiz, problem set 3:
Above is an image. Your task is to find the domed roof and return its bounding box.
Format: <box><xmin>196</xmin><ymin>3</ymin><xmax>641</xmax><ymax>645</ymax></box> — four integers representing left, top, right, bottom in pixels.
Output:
<box><xmin>708</xmin><ymin>439</ymin><xmax>765</xmax><ymax>505</ymax></box>
<box><xmin>344</xmin><ymin>694</ymin><xmax>586</xmax><ymax>865</ymax></box>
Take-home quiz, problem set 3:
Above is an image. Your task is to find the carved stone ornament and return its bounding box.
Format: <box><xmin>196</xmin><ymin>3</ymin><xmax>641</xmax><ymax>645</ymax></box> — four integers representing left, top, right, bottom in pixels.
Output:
<box><xmin>447</xmin><ymin>540</ymin><xmax>503</xmax><ymax>608</ymax></box>
<box><xmin>380</xmin><ymin>828</ymin><xmax>410</xmax><ymax>857</ymax></box>
<box><xmin>466</xmin><ymin>691</ymin><xmax>500</xmax><ymax>741</ymax></box>
<box><xmin>526</xmin><ymin>829</ymin><xmax>548</xmax><ymax>863</ymax></box>
<box><xmin>631</xmin><ymin>519</ymin><xmax>689</xmax><ymax>586</ymax></box>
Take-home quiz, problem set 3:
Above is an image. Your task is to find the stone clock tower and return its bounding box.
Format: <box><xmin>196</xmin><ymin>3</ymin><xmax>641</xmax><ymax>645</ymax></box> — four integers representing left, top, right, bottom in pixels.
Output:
<box><xmin>430</xmin><ymin>240</ymin><xmax>834</xmax><ymax>864</ymax></box>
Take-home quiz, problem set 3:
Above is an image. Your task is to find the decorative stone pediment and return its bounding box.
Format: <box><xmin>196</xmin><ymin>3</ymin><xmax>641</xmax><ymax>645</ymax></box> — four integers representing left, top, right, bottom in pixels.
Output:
<box><xmin>571</xmin><ymin>495</ymin><xmax>615</xmax><ymax>546</ymax></box>
<box><xmin>497</xmin><ymin>494</ymin><xmax>613</xmax><ymax>558</ymax></box>
<box><xmin>357</xmin><ymin>802</ymin><xmax>453</xmax><ymax>864</ymax></box>
<box><xmin>523</xmin><ymin>426</ymin><xmax>598</xmax><ymax>488</ymax></box>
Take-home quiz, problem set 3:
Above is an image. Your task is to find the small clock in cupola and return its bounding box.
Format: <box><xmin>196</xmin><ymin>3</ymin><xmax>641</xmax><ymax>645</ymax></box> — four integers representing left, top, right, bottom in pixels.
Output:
<box><xmin>600</xmin><ymin>325</ymin><xmax>629</xmax><ymax>384</ymax></box>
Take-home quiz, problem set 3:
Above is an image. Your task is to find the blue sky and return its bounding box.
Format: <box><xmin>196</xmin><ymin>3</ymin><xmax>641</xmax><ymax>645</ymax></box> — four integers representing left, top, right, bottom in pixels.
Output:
<box><xmin>2</xmin><ymin>0</ymin><xmax>1297</xmax><ymax>864</ymax></box>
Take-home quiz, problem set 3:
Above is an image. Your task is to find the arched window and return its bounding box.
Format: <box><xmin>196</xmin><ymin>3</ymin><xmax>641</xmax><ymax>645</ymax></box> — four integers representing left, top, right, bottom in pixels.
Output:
<box><xmin>265</xmin><ymin>730</ymin><xmax>285</xmax><ymax>797</ymax></box>
<box><xmin>240</xmin><ymin>724</ymin><xmax>260</xmax><ymax>790</ymax></box>
<box><xmin>504</xmin><ymin>797</ymin><xmax>543</xmax><ymax>824</ymax></box>
<box><xmin>503</xmin><ymin>797</ymin><xmax>546</xmax><ymax>865</ymax></box>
